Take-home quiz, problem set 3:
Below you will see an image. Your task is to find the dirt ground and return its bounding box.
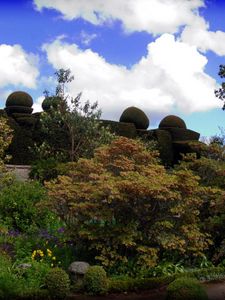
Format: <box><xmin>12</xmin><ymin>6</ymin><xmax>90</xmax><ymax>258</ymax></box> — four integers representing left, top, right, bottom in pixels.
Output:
<box><xmin>67</xmin><ymin>280</ymin><xmax>225</xmax><ymax>300</ymax></box>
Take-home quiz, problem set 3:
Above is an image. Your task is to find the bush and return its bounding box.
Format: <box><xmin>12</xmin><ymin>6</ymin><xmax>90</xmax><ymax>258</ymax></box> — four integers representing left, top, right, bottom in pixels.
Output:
<box><xmin>0</xmin><ymin>255</ymin><xmax>24</xmax><ymax>299</ymax></box>
<box><xmin>17</xmin><ymin>261</ymin><xmax>51</xmax><ymax>297</ymax></box>
<box><xmin>0</xmin><ymin>181</ymin><xmax>48</xmax><ymax>232</ymax></box>
<box><xmin>166</xmin><ymin>277</ymin><xmax>208</xmax><ymax>300</ymax></box>
<box><xmin>30</xmin><ymin>158</ymin><xmax>61</xmax><ymax>183</ymax></box>
<box><xmin>45</xmin><ymin>267</ymin><xmax>70</xmax><ymax>299</ymax></box>
<box><xmin>0</xmin><ymin>271</ymin><xmax>23</xmax><ymax>299</ymax></box>
<box><xmin>46</xmin><ymin>137</ymin><xmax>213</xmax><ymax>269</ymax></box>
<box><xmin>159</xmin><ymin>115</ymin><xmax>186</xmax><ymax>129</ymax></box>
<box><xmin>83</xmin><ymin>265</ymin><xmax>108</xmax><ymax>295</ymax></box>
<box><xmin>6</xmin><ymin>91</ymin><xmax>33</xmax><ymax>108</ymax></box>
<box><xmin>119</xmin><ymin>106</ymin><xmax>149</xmax><ymax>129</ymax></box>
<box><xmin>108</xmin><ymin>275</ymin><xmax>172</xmax><ymax>293</ymax></box>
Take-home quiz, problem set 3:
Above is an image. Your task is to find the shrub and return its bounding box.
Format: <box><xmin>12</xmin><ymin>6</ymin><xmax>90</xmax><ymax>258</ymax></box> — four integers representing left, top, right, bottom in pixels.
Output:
<box><xmin>0</xmin><ymin>255</ymin><xmax>24</xmax><ymax>299</ymax></box>
<box><xmin>45</xmin><ymin>267</ymin><xmax>70</xmax><ymax>299</ymax></box>
<box><xmin>83</xmin><ymin>265</ymin><xmax>108</xmax><ymax>295</ymax></box>
<box><xmin>119</xmin><ymin>106</ymin><xmax>149</xmax><ymax>129</ymax></box>
<box><xmin>0</xmin><ymin>271</ymin><xmax>23</xmax><ymax>299</ymax></box>
<box><xmin>159</xmin><ymin>115</ymin><xmax>186</xmax><ymax>129</ymax></box>
<box><xmin>20</xmin><ymin>261</ymin><xmax>51</xmax><ymax>292</ymax></box>
<box><xmin>46</xmin><ymin>137</ymin><xmax>213</xmax><ymax>269</ymax></box>
<box><xmin>30</xmin><ymin>158</ymin><xmax>61</xmax><ymax>183</ymax></box>
<box><xmin>5</xmin><ymin>91</ymin><xmax>33</xmax><ymax>108</ymax></box>
<box><xmin>0</xmin><ymin>116</ymin><xmax>13</xmax><ymax>161</ymax></box>
<box><xmin>0</xmin><ymin>181</ymin><xmax>48</xmax><ymax>232</ymax></box>
<box><xmin>42</xmin><ymin>96</ymin><xmax>62</xmax><ymax>111</ymax></box>
<box><xmin>166</xmin><ymin>277</ymin><xmax>208</xmax><ymax>300</ymax></box>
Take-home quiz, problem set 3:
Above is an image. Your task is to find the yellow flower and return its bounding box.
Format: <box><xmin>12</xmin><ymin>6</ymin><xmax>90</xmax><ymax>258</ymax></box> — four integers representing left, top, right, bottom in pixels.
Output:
<box><xmin>47</xmin><ymin>249</ymin><xmax>52</xmax><ymax>257</ymax></box>
<box><xmin>52</xmin><ymin>256</ymin><xmax>56</xmax><ymax>260</ymax></box>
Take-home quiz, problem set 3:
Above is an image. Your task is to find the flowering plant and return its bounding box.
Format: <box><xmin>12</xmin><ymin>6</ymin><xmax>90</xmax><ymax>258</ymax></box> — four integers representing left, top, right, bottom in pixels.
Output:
<box><xmin>31</xmin><ymin>247</ymin><xmax>60</xmax><ymax>267</ymax></box>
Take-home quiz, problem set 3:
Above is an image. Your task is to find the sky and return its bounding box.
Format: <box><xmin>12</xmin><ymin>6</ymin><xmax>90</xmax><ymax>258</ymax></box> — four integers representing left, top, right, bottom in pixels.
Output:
<box><xmin>0</xmin><ymin>0</ymin><xmax>225</xmax><ymax>138</ymax></box>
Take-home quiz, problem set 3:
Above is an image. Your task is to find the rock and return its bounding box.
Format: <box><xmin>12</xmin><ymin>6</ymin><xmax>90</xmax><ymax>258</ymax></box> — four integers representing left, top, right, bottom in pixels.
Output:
<box><xmin>17</xmin><ymin>263</ymin><xmax>32</xmax><ymax>270</ymax></box>
<box><xmin>68</xmin><ymin>261</ymin><xmax>90</xmax><ymax>283</ymax></box>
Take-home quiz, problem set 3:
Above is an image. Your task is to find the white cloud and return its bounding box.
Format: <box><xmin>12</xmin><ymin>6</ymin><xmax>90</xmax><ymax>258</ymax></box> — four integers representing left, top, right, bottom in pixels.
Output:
<box><xmin>34</xmin><ymin>0</ymin><xmax>204</xmax><ymax>35</ymax></box>
<box><xmin>0</xmin><ymin>44</ymin><xmax>39</xmax><ymax>88</ymax></box>
<box><xmin>181</xmin><ymin>18</ymin><xmax>225</xmax><ymax>56</ymax></box>
<box><xmin>80</xmin><ymin>31</ymin><xmax>98</xmax><ymax>46</ymax></box>
<box><xmin>33</xmin><ymin>95</ymin><xmax>45</xmax><ymax>113</ymax></box>
<box><xmin>42</xmin><ymin>34</ymin><xmax>220</xmax><ymax>125</ymax></box>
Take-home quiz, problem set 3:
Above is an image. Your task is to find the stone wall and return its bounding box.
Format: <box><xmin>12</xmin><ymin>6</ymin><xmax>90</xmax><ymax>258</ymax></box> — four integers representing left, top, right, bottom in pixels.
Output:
<box><xmin>5</xmin><ymin>164</ymin><xmax>31</xmax><ymax>181</ymax></box>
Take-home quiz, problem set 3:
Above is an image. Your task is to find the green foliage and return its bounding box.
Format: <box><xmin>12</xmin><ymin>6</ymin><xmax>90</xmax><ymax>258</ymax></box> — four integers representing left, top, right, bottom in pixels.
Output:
<box><xmin>30</xmin><ymin>158</ymin><xmax>62</xmax><ymax>183</ymax></box>
<box><xmin>215</xmin><ymin>64</ymin><xmax>225</xmax><ymax>110</ymax></box>
<box><xmin>0</xmin><ymin>271</ymin><xmax>23</xmax><ymax>299</ymax></box>
<box><xmin>83</xmin><ymin>265</ymin><xmax>108</xmax><ymax>295</ymax></box>
<box><xmin>39</xmin><ymin>68</ymin><xmax>114</xmax><ymax>162</ymax></box>
<box><xmin>166</xmin><ymin>277</ymin><xmax>208</xmax><ymax>300</ymax></box>
<box><xmin>153</xmin><ymin>129</ymin><xmax>174</xmax><ymax>166</ymax></box>
<box><xmin>45</xmin><ymin>137</ymin><xmax>213</xmax><ymax>269</ymax></box>
<box><xmin>119</xmin><ymin>106</ymin><xmax>149</xmax><ymax>129</ymax></box>
<box><xmin>5</xmin><ymin>91</ymin><xmax>33</xmax><ymax>108</ymax></box>
<box><xmin>42</xmin><ymin>96</ymin><xmax>62</xmax><ymax>111</ymax></box>
<box><xmin>148</xmin><ymin>261</ymin><xmax>185</xmax><ymax>277</ymax></box>
<box><xmin>159</xmin><ymin>115</ymin><xmax>187</xmax><ymax>129</ymax></box>
<box><xmin>45</xmin><ymin>267</ymin><xmax>70</xmax><ymax>299</ymax></box>
<box><xmin>108</xmin><ymin>275</ymin><xmax>172</xmax><ymax>293</ymax></box>
<box><xmin>0</xmin><ymin>255</ymin><xmax>24</xmax><ymax>299</ymax></box>
<box><xmin>5</xmin><ymin>105</ymin><xmax>33</xmax><ymax>115</ymax></box>
<box><xmin>18</xmin><ymin>261</ymin><xmax>51</xmax><ymax>292</ymax></box>
<box><xmin>0</xmin><ymin>116</ymin><xmax>13</xmax><ymax>161</ymax></box>
<box><xmin>7</xmin><ymin>116</ymin><xmax>36</xmax><ymax>164</ymax></box>
<box><xmin>0</xmin><ymin>181</ymin><xmax>48</xmax><ymax>232</ymax></box>
<box><xmin>100</xmin><ymin>119</ymin><xmax>137</xmax><ymax>138</ymax></box>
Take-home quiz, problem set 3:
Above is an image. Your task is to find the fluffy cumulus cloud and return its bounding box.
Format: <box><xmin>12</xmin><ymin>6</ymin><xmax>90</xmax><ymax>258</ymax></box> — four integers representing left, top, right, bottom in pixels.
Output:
<box><xmin>0</xmin><ymin>44</ymin><xmax>39</xmax><ymax>88</ymax></box>
<box><xmin>181</xmin><ymin>18</ymin><xmax>225</xmax><ymax>56</ymax></box>
<box><xmin>42</xmin><ymin>34</ymin><xmax>220</xmax><ymax>125</ymax></box>
<box><xmin>34</xmin><ymin>0</ymin><xmax>204</xmax><ymax>35</ymax></box>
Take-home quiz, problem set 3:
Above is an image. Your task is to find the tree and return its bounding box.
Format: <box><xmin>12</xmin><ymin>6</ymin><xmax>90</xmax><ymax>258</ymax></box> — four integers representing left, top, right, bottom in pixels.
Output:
<box><xmin>215</xmin><ymin>64</ymin><xmax>225</xmax><ymax>110</ymax></box>
<box><xmin>45</xmin><ymin>137</ymin><xmax>213</xmax><ymax>269</ymax></box>
<box><xmin>39</xmin><ymin>68</ymin><xmax>114</xmax><ymax>162</ymax></box>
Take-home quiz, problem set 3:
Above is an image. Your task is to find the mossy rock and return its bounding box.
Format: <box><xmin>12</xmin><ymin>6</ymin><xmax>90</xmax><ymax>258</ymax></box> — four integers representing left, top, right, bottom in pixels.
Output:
<box><xmin>5</xmin><ymin>106</ymin><xmax>33</xmax><ymax>115</ymax></box>
<box><xmin>6</xmin><ymin>91</ymin><xmax>33</xmax><ymax>107</ymax></box>
<box><xmin>119</xmin><ymin>106</ymin><xmax>149</xmax><ymax>129</ymax></box>
<box><xmin>42</xmin><ymin>96</ymin><xmax>62</xmax><ymax>111</ymax></box>
<box><xmin>166</xmin><ymin>277</ymin><xmax>208</xmax><ymax>300</ymax></box>
<box><xmin>159</xmin><ymin>115</ymin><xmax>186</xmax><ymax>129</ymax></box>
<box><xmin>100</xmin><ymin>119</ymin><xmax>137</xmax><ymax>138</ymax></box>
<box><xmin>162</xmin><ymin>128</ymin><xmax>200</xmax><ymax>141</ymax></box>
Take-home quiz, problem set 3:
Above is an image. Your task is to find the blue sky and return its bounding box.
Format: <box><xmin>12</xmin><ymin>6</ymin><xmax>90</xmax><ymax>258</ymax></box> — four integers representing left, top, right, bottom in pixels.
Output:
<box><xmin>0</xmin><ymin>0</ymin><xmax>225</xmax><ymax>138</ymax></box>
